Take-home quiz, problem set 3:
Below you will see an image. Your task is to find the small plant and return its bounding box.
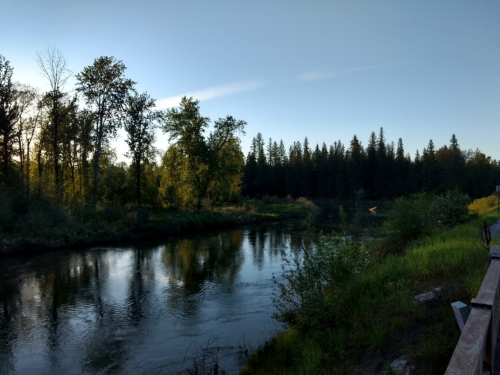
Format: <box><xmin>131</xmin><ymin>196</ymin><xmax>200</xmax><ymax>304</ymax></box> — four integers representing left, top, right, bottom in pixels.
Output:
<box><xmin>481</xmin><ymin>221</ymin><xmax>491</xmax><ymax>250</ymax></box>
<box><xmin>186</xmin><ymin>336</ymin><xmax>227</xmax><ymax>375</ymax></box>
<box><xmin>338</xmin><ymin>204</ymin><xmax>359</xmax><ymax>235</ymax></box>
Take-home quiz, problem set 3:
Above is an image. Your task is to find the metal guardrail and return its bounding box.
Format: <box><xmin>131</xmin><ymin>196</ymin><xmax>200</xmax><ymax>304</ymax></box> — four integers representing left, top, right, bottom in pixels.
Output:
<box><xmin>445</xmin><ymin>245</ymin><xmax>500</xmax><ymax>374</ymax></box>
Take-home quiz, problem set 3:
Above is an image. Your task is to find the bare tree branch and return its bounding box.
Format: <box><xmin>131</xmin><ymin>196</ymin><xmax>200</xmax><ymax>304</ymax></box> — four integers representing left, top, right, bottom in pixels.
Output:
<box><xmin>36</xmin><ymin>46</ymin><xmax>71</xmax><ymax>91</ymax></box>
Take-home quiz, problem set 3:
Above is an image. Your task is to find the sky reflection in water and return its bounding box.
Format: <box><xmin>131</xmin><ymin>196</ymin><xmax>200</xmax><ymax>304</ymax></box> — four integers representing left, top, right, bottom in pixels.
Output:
<box><xmin>0</xmin><ymin>222</ymin><xmax>305</xmax><ymax>374</ymax></box>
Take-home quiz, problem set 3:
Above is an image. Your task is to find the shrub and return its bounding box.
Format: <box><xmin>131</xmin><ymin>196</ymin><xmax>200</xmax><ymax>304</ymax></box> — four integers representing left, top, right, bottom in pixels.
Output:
<box><xmin>469</xmin><ymin>194</ymin><xmax>498</xmax><ymax>213</ymax></box>
<box><xmin>430</xmin><ymin>188</ymin><xmax>470</xmax><ymax>227</ymax></box>
<box><xmin>382</xmin><ymin>189</ymin><xmax>471</xmax><ymax>254</ymax></box>
<box><xmin>274</xmin><ymin>225</ymin><xmax>370</xmax><ymax>330</ymax></box>
<box><xmin>295</xmin><ymin>197</ymin><xmax>314</xmax><ymax>207</ymax></box>
<box><xmin>383</xmin><ymin>193</ymin><xmax>434</xmax><ymax>252</ymax></box>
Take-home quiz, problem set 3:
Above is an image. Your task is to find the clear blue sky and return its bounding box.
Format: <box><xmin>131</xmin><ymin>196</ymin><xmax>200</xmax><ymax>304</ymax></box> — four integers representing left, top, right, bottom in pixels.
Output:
<box><xmin>2</xmin><ymin>0</ymin><xmax>500</xmax><ymax>162</ymax></box>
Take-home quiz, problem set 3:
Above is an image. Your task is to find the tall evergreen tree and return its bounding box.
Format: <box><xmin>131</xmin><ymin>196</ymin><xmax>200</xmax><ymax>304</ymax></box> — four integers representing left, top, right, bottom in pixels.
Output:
<box><xmin>347</xmin><ymin>135</ymin><xmax>364</xmax><ymax>197</ymax></box>
<box><xmin>302</xmin><ymin>137</ymin><xmax>312</xmax><ymax>196</ymax></box>
<box><xmin>364</xmin><ymin>131</ymin><xmax>377</xmax><ymax>198</ymax></box>
<box><xmin>422</xmin><ymin>139</ymin><xmax>439</xmax><ymax>191</ymax></box>
<box><xmin>374</xmin><ymin>127</ymin><xmax>389</xmax><ymax>197</ymax></box>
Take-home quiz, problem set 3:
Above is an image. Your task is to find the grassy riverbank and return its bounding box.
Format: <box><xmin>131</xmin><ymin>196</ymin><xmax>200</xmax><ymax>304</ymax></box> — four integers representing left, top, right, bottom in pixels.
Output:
<box><xmin>0</xmin><ymin>197</ymin><xmax>319</xmax><ymax>254</ymax></box>
<box><xmin>239</xmin><ymin>195</ymin><xmax>499</xmax><ymax>375</ymax></box>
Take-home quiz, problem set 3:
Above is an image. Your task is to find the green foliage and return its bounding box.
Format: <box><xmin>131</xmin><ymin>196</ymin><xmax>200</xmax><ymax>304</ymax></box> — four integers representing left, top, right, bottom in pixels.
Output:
<box><xmin>0</xmin><ymin>55</ymin><xmax>20</xmax><ymax>176</ymax></box>
<box><xmin>76</xmin><ymin>56</ymin><xmax>135</xmax><ymax>205</ymax></box>
<box><xmin>242</xmin><ymin>131</ymin><xmax>499</xmax><ymax>202</ymax></box>
<box><xmin>382</xmin><ymin>190</ymin><xmax>471</xmax><ymax>254</ymax></box>
<box><xmin>274</xmin><ymin>222</ymin><xmax>370</xmax><ymax>330</ymax></box>
<box><xmin>383</xmin><ymin>193</ymin><xmax>434</xmax><ymax>252</ymax></box>
<box><xmin>160</xmin><ymin>144</ymin><xmax>194</xmax><ymax>208</ymax></box>
<box><xmin>430</xmin><ymin>188</ymin><xmax>470</xmax><ymax>227</ymax></box>
<box><xmin>469</xmin><ymin>194</ymin><xmax>498</xmax><ymax>213</ymax></box>
<box><xmin>161</xmin><ymin>97</ymin><xmax>245</xmax><ymax>210</ymax></box>
<box><xmin>243</xmin><ymin>204</ymin><xmax>499</xmax><ymax>375</ymax></box>
<box><xmin>123</xmin><ymin>92</ymin><xmax>161</xmax><ymax>205</ymax></box>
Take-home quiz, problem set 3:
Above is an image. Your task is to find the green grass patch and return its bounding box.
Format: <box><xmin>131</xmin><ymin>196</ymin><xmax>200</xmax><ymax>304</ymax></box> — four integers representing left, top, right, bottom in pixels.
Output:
<box><xmin>240</xmin><ymin>195</ymin><xmax>499</xmax><ymax>374</ymax></box>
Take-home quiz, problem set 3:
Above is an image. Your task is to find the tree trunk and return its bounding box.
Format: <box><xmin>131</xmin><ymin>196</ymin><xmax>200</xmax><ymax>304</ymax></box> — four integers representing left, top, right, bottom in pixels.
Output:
<box><xmin>53</xmin><ymin>96</ymin><xmax>61</xmax><ymax>200</ymax></box>
<box><xmin>136</xmin><ymin>156</ymin><xmax>141</xmax><ymax>206</ymax></box>
<box><xmin>93</xmin><ymin>113</ymin><xmax>106</xmax><ymax>207</ymax></box>
<box><xmin>37</xmin><ymin>142</ymin><xmax>43</xmax><ymax>195</ymax></box>
<box><xmin>26</xmin><ymin>143</ymin><xmax>30</xmax><ymax>198</ymax></box>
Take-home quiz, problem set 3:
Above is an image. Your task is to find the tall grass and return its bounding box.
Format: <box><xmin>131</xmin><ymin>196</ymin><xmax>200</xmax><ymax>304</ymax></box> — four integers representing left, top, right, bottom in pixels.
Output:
<box><xmin>240</xmin><ymin>195</ymin><xmax>498</xmax><ymax>375</ymax></box>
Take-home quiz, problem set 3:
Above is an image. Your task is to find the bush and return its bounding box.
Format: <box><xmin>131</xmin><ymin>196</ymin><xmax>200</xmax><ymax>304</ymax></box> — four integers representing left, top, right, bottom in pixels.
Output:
<box><xmin>295</xmin><ymin>197</ymin><xmax>315</xmax><ymax>207</ymax></box>
<box><xmin>274</xmin><ymin>224</ymin><xmax>370</xmax><ymax>330</ymax></box>
<box><xmin>469</xmin><ymin>194</ymin><xmax>498</xmax><ymax>213</ymax></box>
<box><xmin>383</xmin><ymin>190</ymin><xmax>471</xmax><ymax>254</ymax></box>
<box><xmin>431</xmin><ymin>188</ymin><xmax>470</xmax><ymax>227</ymax></box>
<box><xmin>383</xmin><ymin>193</ymin><xmax>434</xmax><ymax>252</ymax></box>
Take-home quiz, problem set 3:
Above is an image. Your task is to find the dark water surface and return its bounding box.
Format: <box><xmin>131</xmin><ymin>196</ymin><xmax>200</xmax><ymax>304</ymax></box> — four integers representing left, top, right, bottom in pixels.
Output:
<box><xmin>0</xmin><ymin>222</ymin><xmax>310</xmax><ymax>375</ymax></box>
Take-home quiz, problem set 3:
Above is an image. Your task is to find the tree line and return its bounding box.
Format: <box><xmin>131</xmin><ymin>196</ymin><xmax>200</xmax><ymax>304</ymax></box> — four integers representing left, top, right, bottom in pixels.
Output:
<box><xmin>0</xmin><ymin>49</ymin><xmax>244</xmax><ymax>210</ymax></box>
<box><xmin>1</xmin><ymin>49</ymin><xmax>498</xmax><ymax>213</ymax></box>
<box><xmin>242</xmin><ymin>129</ymin><xmax>499</xmax><ymax>200</ymax></box>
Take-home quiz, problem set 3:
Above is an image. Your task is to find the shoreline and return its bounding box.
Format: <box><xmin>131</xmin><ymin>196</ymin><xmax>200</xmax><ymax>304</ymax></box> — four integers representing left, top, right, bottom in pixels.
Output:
<box><xmin>0</xmin><ymin>199</ymin><xmax>320</xmax><ymax>256</ymax></box>
<box><xmin>238</xmin><ymin>196</ymin><xmax>499</xmax><ymax>374</ymax></box>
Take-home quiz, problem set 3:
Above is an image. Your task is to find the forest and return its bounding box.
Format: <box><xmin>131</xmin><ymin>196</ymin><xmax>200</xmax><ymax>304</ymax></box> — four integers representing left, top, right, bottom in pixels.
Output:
<box><xmin>242</xmin><ymin>130</ymin><xmax>498</xmax><ymax>201</ymax></box>
<box><xmin>2</xmin><ymin>49</ymin><xmax>500</xmax><ymax>375</ymax></box>
<box><xmin>1</xmin><ymin>50</ymin><xmax>499</xmax><ymax>217</ymax></box>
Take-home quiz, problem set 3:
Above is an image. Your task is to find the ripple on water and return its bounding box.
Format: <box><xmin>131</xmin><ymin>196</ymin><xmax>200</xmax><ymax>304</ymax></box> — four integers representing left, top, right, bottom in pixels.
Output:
<box><xmin>0</xmin><ymin>223</ymin><xmax>300</xmax><ymax>375</ymax></box>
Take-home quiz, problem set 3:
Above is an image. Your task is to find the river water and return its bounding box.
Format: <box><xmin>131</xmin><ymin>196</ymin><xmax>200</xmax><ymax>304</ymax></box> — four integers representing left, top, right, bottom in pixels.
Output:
<box><xmin>0</xmin><ymin>221</ymin><xmax>311</xmax><ymax>375</ymax></box>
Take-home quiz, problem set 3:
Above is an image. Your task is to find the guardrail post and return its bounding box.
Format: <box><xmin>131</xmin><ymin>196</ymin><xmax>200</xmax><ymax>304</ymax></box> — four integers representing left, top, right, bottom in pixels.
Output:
<box><xmin>452</xmin><ymin>301</ymin><xmax>470</xmax><ymax>332</ymax></box>
<box><xmin>488</xmin><ymin>245</ymin><xmax>500</xmax><ymax>264</ymax></box>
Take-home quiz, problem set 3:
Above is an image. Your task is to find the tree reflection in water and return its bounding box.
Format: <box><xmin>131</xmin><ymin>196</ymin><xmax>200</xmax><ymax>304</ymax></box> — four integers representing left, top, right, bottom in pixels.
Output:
<box><xmin>161</xmin><ymin>231</ymin><xmax>244</xmax><ymax>298</ymax></box>
<box><xmin>0</xmin><ymin>223</ymin><xmax>303</xmax><ymax>374</ymax></box>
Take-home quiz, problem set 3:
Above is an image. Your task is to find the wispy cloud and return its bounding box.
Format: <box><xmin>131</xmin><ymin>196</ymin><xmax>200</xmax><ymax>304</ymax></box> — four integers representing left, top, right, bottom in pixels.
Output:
<box><xmin>155</xmin><ymin>79</ymin><xmax>265</xmax><ymax>109</ymax></box>
<box><xmin>296</xmin><ymin>61</ymin><xmax>410</xmax><ymax>82</ymax></box>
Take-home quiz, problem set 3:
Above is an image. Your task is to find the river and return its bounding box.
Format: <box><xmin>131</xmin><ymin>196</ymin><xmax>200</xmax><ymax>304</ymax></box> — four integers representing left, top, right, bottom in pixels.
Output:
<box><xmin>0</xmin><ymin>221</ymin><xmax>312</xmax><ymax>375</ymax></box>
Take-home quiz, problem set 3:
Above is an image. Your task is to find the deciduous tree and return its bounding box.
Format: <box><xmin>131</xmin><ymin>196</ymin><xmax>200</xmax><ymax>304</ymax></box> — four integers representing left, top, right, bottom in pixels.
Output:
<box><xmin>123</xmin><ymin>92</ymin><xmax>160</xmax><ymax>205</ymax></box>
<box><xmin>161</xmin><ymin>96</ymin><xmax>245</xmax><ymax>210</ymax></box>
<box><xmin>0</xmin><ymin>55</ymin><xmax>20</xmax><ymax>179</ymax></box>
<box><xmin>36</xmin><ymin>47</ymin><xmax>71</xmax><ymax>197</ymax></box>
<box><xmin>76</xmin><ymin>56</ymin><xmax>135</xmax><ymax>205</ymax></box>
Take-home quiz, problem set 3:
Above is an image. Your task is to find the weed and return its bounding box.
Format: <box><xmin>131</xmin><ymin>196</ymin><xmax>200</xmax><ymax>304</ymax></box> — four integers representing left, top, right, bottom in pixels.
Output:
<box><xmin>241</xmin><ymin>196</ymin><xmax>499</xmax><ymax>375</ymax></box>
<box><xmin>186</xmin><ymin>336</ymin><xmax>227</xmax><ymax>375</ymax></box>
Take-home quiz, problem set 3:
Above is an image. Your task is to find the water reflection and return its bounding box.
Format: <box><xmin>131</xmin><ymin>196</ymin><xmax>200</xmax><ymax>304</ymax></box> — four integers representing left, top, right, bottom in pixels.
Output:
<box><xmin>162</xmin><ymin>231</ymin><xmax>243</xmax><ymax>296</ymax></box>
<box><xmin>0</xmin><ymin>223</ymin><xmax>304</xmax><ymax>374</ymax></box>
